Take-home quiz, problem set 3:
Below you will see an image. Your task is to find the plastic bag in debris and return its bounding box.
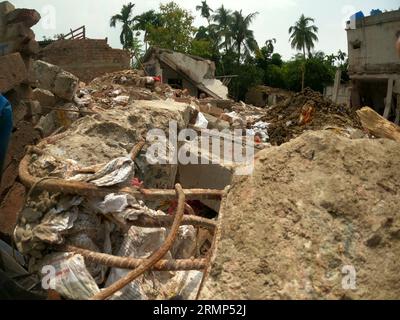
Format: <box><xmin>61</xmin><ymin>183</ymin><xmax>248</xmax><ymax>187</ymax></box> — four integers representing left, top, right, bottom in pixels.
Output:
<box><xmin>113</xmin><ymin>95</ymin><xmax>130</xmax><ymax>105</ymax></box>
<box><xmin>161</xmin><ymin>271</ymin><xmax>203</xmax><ymax>300</ymax></box>
<box><xmin>30</xmin><ymin>207</ymin><xmax>79</xmax><ymax>245</ymax></box>
<box><xmin>40</xmin><ymin>252</ymin><xmax>100</xmax><ymax>300</ymax></box>
<box><xmin>105</xmin><ymin>226</ymin><xmax>169</xmax><ymax>300</ymax></box>
<box><xmin>105</xmin><ymin>224</ymin><xmax>198</xmax><ymax>300</ymax></box>
<box><xmin>194</xmin><ymin>112</ymin><xmax>209</xmax><ymax>129</ymax></box>
<box><xmin>69</xmin><ymin>157</ymin><xmax>134</xmax><ymax>187</ymax></box>
<box><xmin>84</xmin><ymin>194</ymin><xmax>161</xmax><ymax>222</ymax></box>
<box><xmin>247</xmin><ymin>121</ymin><xmax>270</xmax><ymax>143</ymax></box>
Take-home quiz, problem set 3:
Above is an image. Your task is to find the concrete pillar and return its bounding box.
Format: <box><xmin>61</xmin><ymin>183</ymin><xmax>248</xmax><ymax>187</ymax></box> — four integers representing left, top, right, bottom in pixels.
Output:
<box><xmin>383</xmin><ymin>78</ymin><xmax>394</xmax><ymax>119</ymax></box>
<box><xmin>395</xmin><ymin>95</ymin><xmax>400</xmax><ymax>126</ymax></box>
<box><xmin>350</xmin><ymin>80</ymin><xmax>361</xmax><ymax>109</ymax></box>
<box><xmin>332</xmin><ymin>69</ymin><xmax>342</xmax><ymax>104</ymax></box>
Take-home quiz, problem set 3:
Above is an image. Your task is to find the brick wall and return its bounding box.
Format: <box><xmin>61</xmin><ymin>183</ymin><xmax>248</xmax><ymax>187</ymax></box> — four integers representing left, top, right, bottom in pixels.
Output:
<box><xmin>39</xmin><ymin>39</ymin><xmax>131</xmax><ymax>83</ymax></box>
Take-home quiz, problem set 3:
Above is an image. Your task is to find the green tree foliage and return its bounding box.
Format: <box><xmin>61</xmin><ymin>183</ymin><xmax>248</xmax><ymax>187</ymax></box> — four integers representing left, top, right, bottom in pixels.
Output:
<box><xmin>147</xmin><ymin>2</ymin><xmax>196</xmax><ymax>53</ymax></box>
<box><xmin>231</xmin><ymin>10</ymin><xmax>259</xmax><ymax>64</ymax></box>
<box><xmin>288</xmin><ymin>14</ymin><xmax>319</xmax><ymax>90</ymax></box>
<box><xmin>282</xmin><ymin>52</ymin><xmax>335</xmax><ymax>92</ymax></box>
<box><xmin>110</xmin><ymin>2</ymin><xmax>346</xmax><ymax>100</ymax></box>
<box><xmin>110</xmin><ymin>2</ymin><xmax>136</xmax><ymax>50</ymax></box>
<box><xmin>212</xmin><ymin>5</ymin><xmax>232</xmax><ymax>52</ymax></box>
<box><xmin>132</xmin><ymin>10</ymin><xmax>162</xmax><ymax>50</ymax></box>
<box><xmin>196</xmin><ymin>1</ymin><xmax>213</xmax><ymax>25</ymax></box>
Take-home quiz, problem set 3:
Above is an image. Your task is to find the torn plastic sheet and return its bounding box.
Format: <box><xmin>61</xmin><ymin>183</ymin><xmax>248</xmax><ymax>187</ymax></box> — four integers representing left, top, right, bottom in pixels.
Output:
<box><xmin>40</xmin><ymin>252</ymin><xmax>100</xmax><ymax>300</ymax></box>
<box><xmin>69</xmin><ymin>157</ymin><xmax>134</xmax><ymax>186</ymax></box>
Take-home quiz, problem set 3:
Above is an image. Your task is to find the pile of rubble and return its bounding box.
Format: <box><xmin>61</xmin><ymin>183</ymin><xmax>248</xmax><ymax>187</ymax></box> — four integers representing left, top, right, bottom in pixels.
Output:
<box><xmin>201</xmin><ymin>130</ymin><xmax>400</xmax><ymax>300</ymax></box>
<box><xmin>263</xmin><ymin>88</ymin><xmax>362</xmax><ymax>145</ymax></box>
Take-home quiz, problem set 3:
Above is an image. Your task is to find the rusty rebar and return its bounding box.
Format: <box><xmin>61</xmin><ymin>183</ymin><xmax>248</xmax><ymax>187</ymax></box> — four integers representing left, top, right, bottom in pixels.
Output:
<box><xmin>60</xmin><ymin>245</ymin><xmax>206</xmax><ymax>271</ymax></box>
<box><xmin>128</xmin><ymin>214</ymin><xmax>216</xmax><ymax>231</ymax></box>
<box><xmin>90</xmin><ymin>184</ymin><xmax>186</xmax><ymax>300</ymax></box>
<box><xmin>130</xmin><ymin>140</ymin><xmax>146</xmax><ymax>161</ymax></box>
<box><xmin>19</xmin><ymin>153</ymin><xmax>224</xmax><ymax>200</ymax></box>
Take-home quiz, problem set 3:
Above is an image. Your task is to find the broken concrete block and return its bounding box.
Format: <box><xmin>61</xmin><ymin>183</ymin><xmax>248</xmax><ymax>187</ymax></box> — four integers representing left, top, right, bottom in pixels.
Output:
<box><xmin>0</xmin><ymin>52</ymin><xmax>27</xmax><ymax>93</ymax></box>
<box><xmin>5</xmin><ymin>21</ymin><xmax>34</xmax><ymax>40</ymax></box>
<box><xmin>0</xmin><ymin>1</ymin><xmax>15</xmax><ymax>19</ymax></box>
<box><xmin>32</xmin><ymin>88</ymin><xmax>56</xmax><ymax>107</ymax></box>
<box><xmin>32</xmin><ymin>60</ymin><xmax>79</xmax><ymax>101</ymax></box>
<box><xmin>203</xmin><ymin>113</ymin><xmax>230</xmax><ymax>131</ymax></box>
<box><xmin>6</xmin><ymin>8</ymin><xmax>41</xmax><ymax>28</ymax></box>
<box><xmin>24</xmin><ymin>100</ymin><xmax>42</xmax><ymax>118</ymax></box>
<box><xmin>11</xmin><ymin>102</ymin><xmax>27</xmax><ymax>124</ymax></box>
<box><xmin>54</xmin><ymin>71</ymin><xmax>79</xmax><ymax>101</ymax></box>
<box><xmin>21</xmin><ymin>38</ymin><xmax>39</xmax><ymax>55</ymax></box>
<box><xmin>32</xmin><ymin>60</ymin><xmax>61</xmax><ymax>89</ymax></box>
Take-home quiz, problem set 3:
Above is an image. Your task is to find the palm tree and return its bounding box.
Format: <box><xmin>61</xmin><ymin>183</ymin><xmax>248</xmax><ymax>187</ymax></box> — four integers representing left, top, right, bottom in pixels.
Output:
<box><xmin>231</xmin><ymin>10</ymin><xmax>259</xmax><ymax>65</ymax></box>
<box><xmin>289</xmin><ymin>14</ymin><xmax>319</xmax><ymax>90</ymax></box>
<box><xmin>110</xmin><ymin>2</ymin><xmax>136</xmax><ymax>50</ymax></box>
<box><xmin>132</xmin><ymin>10</ymin><xmax>163</xmax><ymax>51</ymax></box>
<box><xmin>212</xmin><ymin>5</ymin><xmax>232</xmax><ymax>52</ymax></box>
<box><xmin>196</xmin><ymin>1</ymin><xmax>213</xmax><ymax>25</ymax></box>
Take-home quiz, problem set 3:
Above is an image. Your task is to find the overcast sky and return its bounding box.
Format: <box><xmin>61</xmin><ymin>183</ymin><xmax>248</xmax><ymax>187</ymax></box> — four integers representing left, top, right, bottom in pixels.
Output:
<box><xmin>13</xmin><ymin>0</ymin><xmax>400</xmax><ymax>59</ymax></box>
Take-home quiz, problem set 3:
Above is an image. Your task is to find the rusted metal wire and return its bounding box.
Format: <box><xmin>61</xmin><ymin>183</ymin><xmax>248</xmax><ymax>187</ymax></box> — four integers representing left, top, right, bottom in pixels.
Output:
<box><xmin>19</xmin><ymin>152</ymin><xmax>224</xmax><ymax>200</ymax></box>
<box><xmin>90</xmin><ymin>184</ymin><xmax>186</xmax><ymax>300</ymax></box>
<box><xmin>59</xmin><ymin>245</ymin><xmax>206</xmax><ymax>271</ymax></box>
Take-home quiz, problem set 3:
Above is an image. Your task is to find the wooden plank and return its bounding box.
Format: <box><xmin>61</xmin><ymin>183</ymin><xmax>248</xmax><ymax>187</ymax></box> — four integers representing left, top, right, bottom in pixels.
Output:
<box><xmin>357</xmin><ymin>106</ymin><xmax>400</xmax><ymax>142</ymax></box>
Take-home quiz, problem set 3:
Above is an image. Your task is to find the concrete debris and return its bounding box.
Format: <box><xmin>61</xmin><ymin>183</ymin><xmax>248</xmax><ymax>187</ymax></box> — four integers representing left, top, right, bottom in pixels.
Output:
<box><xmin>32</xmin><ymin>88</ymin><xmax>56</xmax><ymax>107</ymax></box>
<box><xmin>200</xmin><ymin>130</ymin><xmax>400</xmax><ymax>300</ymax></box>
<box><xmin>32</xmin><ymin>60</ymin><xmax>79</xmax><ymax>101</ymax></box>
<box><xmin>2</xmin><ymin>1</ymin><xmax>400</xmax><ymax>301</ymax></box>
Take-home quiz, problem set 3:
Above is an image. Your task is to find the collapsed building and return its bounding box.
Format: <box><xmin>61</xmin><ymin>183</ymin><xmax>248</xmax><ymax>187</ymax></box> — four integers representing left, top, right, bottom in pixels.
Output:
<box><xmin>1</xmin><ymin>1</ymin><xmax>400</xmax><ymax>301</ymax></box>
<box><xmin>142</xmin><ymin>47</ymin><xmax>229</xmax><ymax>100</ymax></box>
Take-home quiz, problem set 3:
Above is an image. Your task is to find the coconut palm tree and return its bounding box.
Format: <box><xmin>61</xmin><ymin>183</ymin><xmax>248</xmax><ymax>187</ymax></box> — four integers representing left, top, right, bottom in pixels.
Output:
<box><xmin>289</xmin><ymin>14</ymin><xmax>319</xmax><ymax>90</ymax></box>
<box><xmin>110</xmin><ymin>2</ymin><xmax>136</xmax><ymax>50</ymax></box>
<box><xmin>231</xmin><ymin>10</ymin><xmax>259</xmax><ymax>65</ymax></box>
<box><xmin>212</xmin><ymin>5</ymin><xmax>232</xmax><ymax>52</ymax></box>
<box><xmin>132</xmin><ymin>10</ymin><xmax>163</xmax><ymax>51</ymax></box>
<box><xmin>196</xmin><ymin>1</ymin><xmax>213</xmax><ymax>25</ymax></box>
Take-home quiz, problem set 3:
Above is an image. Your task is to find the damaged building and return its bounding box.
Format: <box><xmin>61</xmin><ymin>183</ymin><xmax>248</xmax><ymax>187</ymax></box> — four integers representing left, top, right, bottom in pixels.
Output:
<box><xmin>142</xmin><ymin>47</ymin><xmax>229</xmax><ymax>100</ymax></box>
<box><xmin>347</xmin><ymin>9</ymin><xmax>400</xmax><ymax>124</ymax></box>
<box><xmin>2</xmin><ymin>0</ymin><xmax>400</xmax><ymax>302</ymax></box>
<box><xmin>39</xmin><ymin>36</ymin><xmax>131</xmax><ymax>84</ymax></box>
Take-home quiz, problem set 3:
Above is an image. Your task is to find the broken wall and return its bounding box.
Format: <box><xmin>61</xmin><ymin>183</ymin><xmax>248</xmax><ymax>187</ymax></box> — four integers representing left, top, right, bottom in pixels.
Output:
<box><xmin>39</xmin><ymin>39</ymin><xmax>131</xmax><ymax>83</ymax></box>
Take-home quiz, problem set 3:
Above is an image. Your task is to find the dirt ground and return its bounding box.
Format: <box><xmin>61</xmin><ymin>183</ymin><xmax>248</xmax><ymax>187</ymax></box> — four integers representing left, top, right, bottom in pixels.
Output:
<box><xmin>263</xmin><ymin>88</ymin><xmax>361</xmax><ymax>145</ymax></box>
<box><xmin>200</xmin><ymin>130</ymin><xmax>400</xmax><ymax>300</ymax></box>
